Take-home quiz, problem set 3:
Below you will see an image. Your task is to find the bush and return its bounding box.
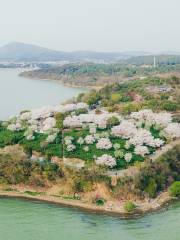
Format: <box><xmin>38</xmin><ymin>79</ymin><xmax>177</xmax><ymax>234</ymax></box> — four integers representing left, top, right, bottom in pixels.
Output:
<box><xmin>75</xmin><ymin>108</ymin><xmax>88</xmax><ymax>115</ymax></box>
<box><xmin>169</xmin><ymin>181</ymin><xmax>180</xmax><ymax>197</ymax></box>
<box><xmin>124</xmin><ymin>201</ymin><xmax>136</xmax><ymax>212</ymax></box>
<box><xmin>107</xmin><ymin>116</ymin><xmax>120</xmax><ymax>128</ymax></box>
<box><xmin>111</xmin><ymin>93</ymin><xmax>121</xmax><ymax>103</ymax></box>
<box><xmin>73</xmin><ymin>179</ymin><xmax>91</xmax><ymax>193</ymax></box>
<box><xmin>144</xmin><ymin>178</ymin><xmax>157</xmax><ymax>198</ymax></box>
<box><xmin>95</xmin><ymin>198</ymin><xmax>105</xmax><ymax>206</ymax></box>
<box><xmin>0</xmin><ymin>153</ymin><xmax>63</xmax><ymax>185</ymax></box>
<box><xmin>55</xmin><ymin>113</ymin><xmax>65</xmax><ymax>130</ymax></box>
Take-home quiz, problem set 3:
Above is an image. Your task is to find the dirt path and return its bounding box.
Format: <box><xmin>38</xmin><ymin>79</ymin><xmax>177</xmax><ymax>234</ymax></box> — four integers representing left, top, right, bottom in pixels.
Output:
<box><xmin>149</xmin><ymin>139</ymin><xmax>180</xmax><ymax>161</ymax></box>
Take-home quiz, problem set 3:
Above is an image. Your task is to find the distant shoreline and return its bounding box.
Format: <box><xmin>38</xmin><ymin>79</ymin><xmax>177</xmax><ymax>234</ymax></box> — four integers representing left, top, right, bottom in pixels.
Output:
<box><xmin>20</xmin><ymin>71</ymin><xmax>102</xmax><ymax>90</ymax></box>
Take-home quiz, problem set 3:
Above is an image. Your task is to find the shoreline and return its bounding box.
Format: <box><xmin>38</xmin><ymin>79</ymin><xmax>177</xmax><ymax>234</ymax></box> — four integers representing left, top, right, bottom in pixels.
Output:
<box><xmin>19</xmin><ymin>72</ymin><xmax>102</xmax><ymax>90</ymax></box>
<box><xmin>0</xmin><ymin>190</ymin><xmax>175</xmax><ymax>218</ymax></box>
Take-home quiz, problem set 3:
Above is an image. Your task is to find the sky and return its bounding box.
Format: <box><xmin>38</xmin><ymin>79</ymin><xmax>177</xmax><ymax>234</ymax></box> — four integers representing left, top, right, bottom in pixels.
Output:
<box><xmin>0</xmin><ymin>0</ymin><xmax>179</xmax><ymax>52</ymax></box>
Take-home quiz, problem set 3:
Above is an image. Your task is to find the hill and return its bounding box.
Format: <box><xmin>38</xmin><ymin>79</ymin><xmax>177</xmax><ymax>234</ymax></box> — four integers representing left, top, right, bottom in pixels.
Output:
<box><xmin>0</xmin><ymin>42</ymin><xmax>147</xmax><ymax>63</ymax></box>
<box><xmin>0</xmin><ymin>42</ymin><xmax>68</xmax><ymax>62</ymax></box>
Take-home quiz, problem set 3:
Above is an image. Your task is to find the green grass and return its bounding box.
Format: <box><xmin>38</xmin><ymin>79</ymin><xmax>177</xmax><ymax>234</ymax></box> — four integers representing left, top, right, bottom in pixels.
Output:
<box><xmin>24</xmin><ymin>191</ymin><xmax>45</xmax><ymax>196</ymax></box>
<box><xmin>0</xmin><ymin>127</ymin><xmax>24</xmax><ymax>148</ymax></box>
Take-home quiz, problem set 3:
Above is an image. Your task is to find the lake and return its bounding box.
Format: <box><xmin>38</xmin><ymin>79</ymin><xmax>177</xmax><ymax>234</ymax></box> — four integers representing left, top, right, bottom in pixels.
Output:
<box><xmin>0</xmin><ymin>68</ymin><xmax>85</xmax><ymax>120</ymax></box>
<box><xmin>0</xmin><ymin>68</ymin><xmax>179</xmax><ymax>240</ymax></box>
<box><xmin>0</xmin><ymin>198</ymin><xmax>179</xmax><ymax>240</ymax></box>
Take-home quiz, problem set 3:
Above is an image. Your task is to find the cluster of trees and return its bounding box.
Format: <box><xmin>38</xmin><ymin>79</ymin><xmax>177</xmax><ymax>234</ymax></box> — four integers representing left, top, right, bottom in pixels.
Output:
<box><xmin>22</xmin><ymin>61</ymin><xmax>180</xmax><ymax>87</ymax></box>
<box><xmin>135</xmin><ymin>144</ymin><xmax>180</xmax><ymax>198</ymax></box>
<box><xmin>0</xmin><ymin>152</ymin><xmax>63</xmax><ymax>186</ymax></box>
<box><xmin>77</xmin><ymin>76</ymin><xmax>180</xmax><ymax>113</ymax></box>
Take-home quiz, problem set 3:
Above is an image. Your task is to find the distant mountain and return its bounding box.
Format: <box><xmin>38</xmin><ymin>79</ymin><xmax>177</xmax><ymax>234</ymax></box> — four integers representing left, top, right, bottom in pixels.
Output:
<box><xmin>0</xmin><ymin>42</ymin><xmax>68</xmax><ymax>62</ymax></box>
<box><xmin>0</xmin><ymin>42</ymin><xmax>149</xmax><ymax>63</ymax></box>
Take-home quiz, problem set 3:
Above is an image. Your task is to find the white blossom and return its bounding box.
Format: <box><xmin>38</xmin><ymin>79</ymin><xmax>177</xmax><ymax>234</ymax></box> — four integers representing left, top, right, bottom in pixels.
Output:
<box><xmin>96</xmin><ymin>138</ymin><xmax>112</xmax><ymax>150</ymax></box>
<box><xmin>114</xmin><ymin>150</ymin><xmax>124</xmax><ymax>158</ymax></box>
<box><xmin>46</xmin><ymin>133</ymin><xmax>57</xmax><ymax>143</ymax></box>
<box><xmin>125</xmin><ymin>141</ymin><xmax>131</xmax><ymax>150</ymax></box>
<box><xmin>153</xmin><ymin>138</ymin><xmax>164</xmax><ymax>147</ymax></box>
<box><xmin>113</xmin><ymin>143</ymin><xmax>121</xmax><ymax>150</ymax></box>
<box><xmin>64</xmin><ymin>136</ymin><xmax>74</xmax><ymax>145</ymax></box>
<box><xmin>83</xmin><ymin>146</ymin><xmax>89</xmax><ymax>152</ymax></box>
<box><xmin>124</xmin><ymin>153</ymin><xmax>132</xmax><ymax>162</ymax></box>
<box><xmin>77</xmin><ymin>137</ymin><xmax>84</xmax><ymax>145</ymax></box>
<box><xmin>7</xmin><ymin>122</ymin><xmax>22</xmax><ymax>131</ymax></box>
<box><xmin>26</xmin><ymin>134</ymin><xmax>35</xmax><ymax>141</ymax></box>
<box><xmin>164</xmin><ymin>123</ymin><xmax>180</xmax><ymax>138</ymax></box>
<box><xmin>85</xmin><ymin>135</ymin><xmax>95</xmax><ymax>144</ymax></box>
<box><xmin>130</xmin><ymin>109</ymin><xmax>172</xmax><ymax>127</ymax></box>
<box><xmin>96</xmin><ymin>154</ymin><xmax>116</xmax><ymax>168</ymax></box>
<box><xmin>41</xmin><ymin>117</ymin><xmax>56</xmax><ymax>132</ymax></box>
<box><xmin>134</xmin><ymin>145</ymin><xmax>149</xmax><ymax>156</ymax></box>
<box><xmin>66</xmin><ymin>144</ymin><xmax>76</xmax><ymax>152</ymax></box>
<box><xmin>111</xmin><ymin>120</ymin><xmax>137</xmax><ymax>139</ymax></box>
<box><xmin>20</xmin><ymin>111</ymin><xmax>31</xmax><ymax>121</ymax></box>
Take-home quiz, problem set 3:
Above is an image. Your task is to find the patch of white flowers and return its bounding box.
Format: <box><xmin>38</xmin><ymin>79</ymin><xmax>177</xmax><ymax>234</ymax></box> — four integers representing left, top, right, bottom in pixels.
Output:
<box><xmin>124</xmin><ymin>153</ymin><xmax>132</xmax><ymax>163</ymax></box>
<box><xmin>83</xmin><ymin>146</ymin><xmax>89</xmax><ymax>152</ymax></box>
<box><xmin>134</xmin><ymin>145</ymin><xmax>149</xmax><ymax>157</ymax></box>
<box><xmin>128</xmin><ymin>129</ymin><xmax>164</xmax><ymax>147</ymax></box>
<box><xmin>46</xmin><ymin>133</ymin><xmax>57</xmax><ymax>143</ymax></box>
<box><xmin>64</xmin><ymin>136</ymin><xmax>74</xmax><ymax>145</ymax></box>
<box><xmin>95</xmin><ymin>154</ymin><xmax>116</xmax><ymax>168</ymax></box>
<box><xmin>7</xmin><ymin>122</ymin><xmax>22</xmax><ymax>131</ymax></box>
<box><xmin>130</xmin><ymin>109</ymin><xmax>172</xmax><ymax>127</ymax></box>
<box><xmin>66</xmin><ymin>144</ymin><xmax>76</xmax><ymax>152</ymax></box>
<box><xmin>85</xmin><ymin>135</ymin><xmax>96</xmax><ymax>144</ymax></box>
<box><xmin>63</xmin><ymin>112</ymin><xmax>119</xmax><ymax>129</ymax></box>
<box><xmin>111</xmin><ymin>120</ymin><xmax>137</xmax><ymax>139</ymax></box>
<box><xmin>64</xmin><ymin>136</ymin><xmax>76</xmax><ymax>152</ymax></box>
<box><xmin>113</xmin><ymin>143</ymin><xmax>121</xmax><ymax>150</ymax></box>
<box><xmin>77</xmin><ymin>137</ymin><xmax>84</xmax><ymax>145</ymax></box>
<box><xmin>96</xmin><ymin>138</ymin><xmax>112</xmax><ymax>150</ymax></box>
<box><xmin>164</xmin><ymin>123</ymin><xmax>180</xmax><ymax>138</ymax></box>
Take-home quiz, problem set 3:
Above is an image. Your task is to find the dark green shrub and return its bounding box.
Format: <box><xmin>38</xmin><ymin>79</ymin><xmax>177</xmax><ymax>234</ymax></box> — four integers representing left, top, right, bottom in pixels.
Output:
<box><xmin>95</xmin><ymin>198</ymin><xmax>105</xmax><ymax>206</ymax></box>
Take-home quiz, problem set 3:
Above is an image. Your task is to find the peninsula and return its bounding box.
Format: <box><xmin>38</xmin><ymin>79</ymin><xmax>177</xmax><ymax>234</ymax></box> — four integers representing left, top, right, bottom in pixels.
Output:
<box><xmin>0</xmin><ymin>75</ymin><xmax>179</xmax><ymax>216</ymax></box>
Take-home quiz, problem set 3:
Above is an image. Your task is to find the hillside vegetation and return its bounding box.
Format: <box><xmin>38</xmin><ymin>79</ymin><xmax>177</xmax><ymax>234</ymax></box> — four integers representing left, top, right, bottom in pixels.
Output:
<box><xmin>77</xmin><ymin>76</ymin><xmax>180</xmax><ymax>114</ymax></box>
<box><xmin>21</xmin><ymin>62</ymin><xmax>180</xmax><ymax>87</ymax></box>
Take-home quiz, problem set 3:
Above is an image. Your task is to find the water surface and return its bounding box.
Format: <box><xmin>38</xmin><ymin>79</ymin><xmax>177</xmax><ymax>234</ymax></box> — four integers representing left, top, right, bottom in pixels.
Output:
<box><xmin>0</xmin><ymin>69</ymin><xmax>85</xmax><ymax>119</ymax></box>
<box><xmin>0</xmin><ymin>198</ymin><xmax>179</xmax><ymax>240</ymax></box>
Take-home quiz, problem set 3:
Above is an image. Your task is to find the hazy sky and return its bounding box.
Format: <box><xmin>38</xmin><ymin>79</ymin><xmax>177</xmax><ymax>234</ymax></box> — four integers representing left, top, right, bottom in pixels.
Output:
<box><xmin>0</xmin><ymin>0</ymin><xmax>179</xmax><ymax>52</ymax></box>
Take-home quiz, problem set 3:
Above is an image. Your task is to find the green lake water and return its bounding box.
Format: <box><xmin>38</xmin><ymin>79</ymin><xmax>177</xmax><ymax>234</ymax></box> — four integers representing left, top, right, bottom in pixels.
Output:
<box><xmin>0</xmin><ymin>198</ymin><xmax>179</xmax><ymax>240</ymax></box>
